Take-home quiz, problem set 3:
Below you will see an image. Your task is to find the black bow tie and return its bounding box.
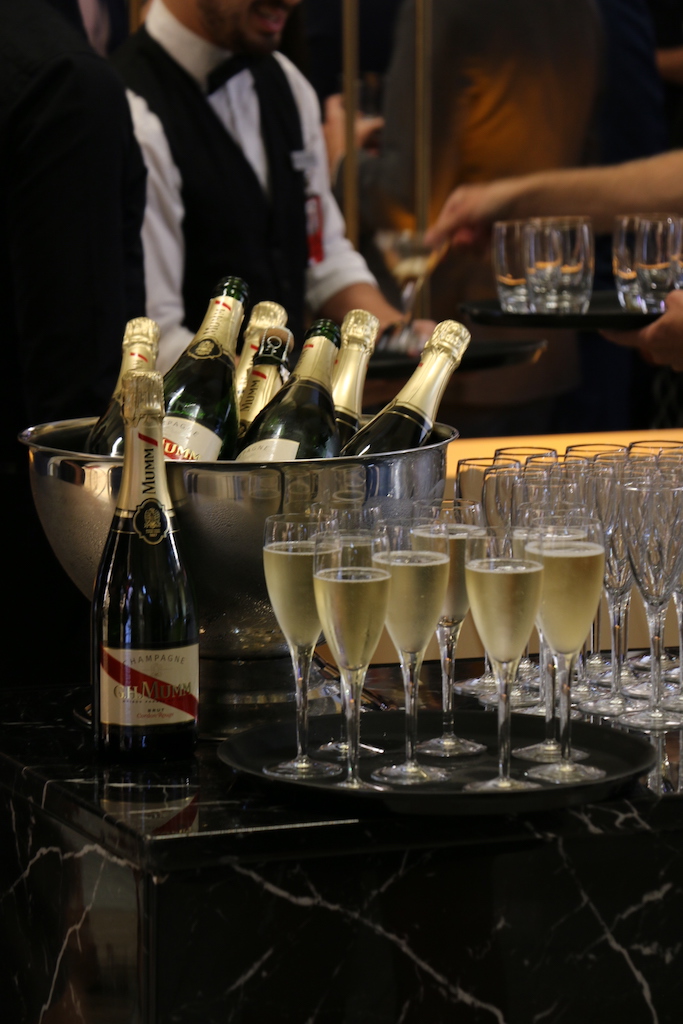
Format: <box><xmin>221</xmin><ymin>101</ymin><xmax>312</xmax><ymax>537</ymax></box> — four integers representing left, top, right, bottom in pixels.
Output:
<box><xmin>206</xmin><ymin>54</ymin><xmax>263</xmax><ymax>94</ymax></box>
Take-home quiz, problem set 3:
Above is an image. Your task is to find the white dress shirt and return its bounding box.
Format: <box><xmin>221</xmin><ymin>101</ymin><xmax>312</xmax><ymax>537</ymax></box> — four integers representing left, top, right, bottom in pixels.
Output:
<box><xmin>128</xmin><ymin>0</ymin><xmax>376</xmax><ymax>372</ymax></box>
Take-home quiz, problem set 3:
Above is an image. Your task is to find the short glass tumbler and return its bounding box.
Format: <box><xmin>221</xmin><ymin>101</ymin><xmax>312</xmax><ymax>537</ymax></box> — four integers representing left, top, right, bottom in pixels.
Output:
<box><xmin>492</xmin><ymin>220</ymin><xmax>529</xmax><ymax>312</ymax></box>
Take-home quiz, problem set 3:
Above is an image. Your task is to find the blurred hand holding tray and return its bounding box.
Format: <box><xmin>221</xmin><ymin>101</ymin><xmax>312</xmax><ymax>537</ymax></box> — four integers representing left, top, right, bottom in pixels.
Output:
<box><xmin>218</xmin><ymin>710</ymin><xmax>655</xmax><ymax>816</ymax></box>
<box><xmin>368</xmin><ymin>337</ymin><xmax>547</xmax><ymax>379</ymax></box>
<box><xmin>460</xmin><ymin>292</ymin><xmax>661</xmax><ymax>330</ymax></box>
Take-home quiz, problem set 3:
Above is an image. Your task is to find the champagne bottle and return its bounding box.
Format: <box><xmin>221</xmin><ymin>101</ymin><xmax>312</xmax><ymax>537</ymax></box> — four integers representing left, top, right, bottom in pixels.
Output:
<box><xmin>163</xmin><ymin>276</ymin><xmax>248</xmax><ymax>462</ymax></box>
<box><xmin>88</xmin><ymin>317</ymin><xmax>160</xmax><ymax>455</ymax></box>
<box><xmin>234</xmin><ymin>300</ymin><xmax>288</xmax><ymax>402</ymax></box>
<box><xmin>92</xmin><ymin>369</ymin><xmax>199</xmax><ymax>762</ymax></box>
<box><xmin>332</xmin><ymin>309</ymin><xmax>379</xmax><ymax>448</ymax></box>
<box><xmin>237</xmin><ymin>326</ymin><xmax>294</xmax><ymax>440</ymax></box>
<box><xmin>236</xmin><ymin>318</ymin><xmax>341</xmax><ymax>462</ymax></box>
<box><xmin>341</xmin><ymin>319</ymin><xmax>470</xmax><ymax>456</ymax></box>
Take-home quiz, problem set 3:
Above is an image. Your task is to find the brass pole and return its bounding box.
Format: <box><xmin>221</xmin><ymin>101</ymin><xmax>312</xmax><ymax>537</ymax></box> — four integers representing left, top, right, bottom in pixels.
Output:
<box><xmin>342</xmin><ymin>0</ymin><xmax>359</xmax><ymax>248</ymax></box>
<box><xmin>415</xmin><ymin>0</ymin><xmax>431</xmax><ymax>232</ymax></box>
<box><xmin>414</xmin><ymin>0</ymin><xmax>432</xmax><ymax>316</ymax></box>
<box><xmin>128</xmin><ymin>0</ymin><xmax>145</xmax><ymax>33</ymax></box>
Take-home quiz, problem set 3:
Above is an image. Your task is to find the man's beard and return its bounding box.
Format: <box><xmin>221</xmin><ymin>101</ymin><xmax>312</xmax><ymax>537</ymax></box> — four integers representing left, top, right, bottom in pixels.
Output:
<box><xmin>196</xmin><ymin>1</ymin><xmax>288</xmax><ymax>55</ymax></box>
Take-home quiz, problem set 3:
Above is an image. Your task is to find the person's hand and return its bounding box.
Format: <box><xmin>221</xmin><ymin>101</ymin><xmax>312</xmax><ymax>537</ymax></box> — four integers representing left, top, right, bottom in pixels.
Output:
<box><xmin>322</xmin><ymin>94</ymin><xmax>384</xmax><ymax>176</ymax></box>
<box><xmin>424</xmin><ymin>179</ymin><xmax>521</xmax><ymax>254</ymax></box>
<box><xmin>401</xmin><ymin>318</ymin><xmax>437</xmax><ymax>358</ymax></box>
<box><xmin>602</xmin><ymin>290</ymin><xmax>683</xmax><ymax>371</ymax></box>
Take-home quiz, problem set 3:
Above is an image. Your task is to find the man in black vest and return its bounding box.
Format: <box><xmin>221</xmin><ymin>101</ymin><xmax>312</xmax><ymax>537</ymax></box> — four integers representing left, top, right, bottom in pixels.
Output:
<box><xmin>113</xmin><ymin>0</ymin><xmax>411</xmax><ymax>372</ymax></box>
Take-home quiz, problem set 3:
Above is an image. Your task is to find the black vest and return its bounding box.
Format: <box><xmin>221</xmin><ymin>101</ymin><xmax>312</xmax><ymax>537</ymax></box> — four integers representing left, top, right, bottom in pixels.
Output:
<box><xmin>112</xmin><ymin>28</ymin><xmax>309</xmax><ymax>342</ymax></box>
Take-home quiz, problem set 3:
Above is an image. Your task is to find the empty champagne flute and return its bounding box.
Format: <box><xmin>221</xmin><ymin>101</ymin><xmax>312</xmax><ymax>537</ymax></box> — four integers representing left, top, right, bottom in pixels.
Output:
<box><xmin>262</xmin><ymin>513</ymin><xmax>342</xmax><ymax>780</ymax></box>
<box><xmin>373</xmin><ymin>228</ymin><xmax>447</xmax><ymax>348</ymax></box>
<box><xmin>618</xmin><ymin>472</ymin><xmax>683</xmax><ymax>731</ymax></box>
<box><xmin>525</xmin><ymin>516</ymin><xmax>607</xmax><ymax>784</ymax></box>
<box><xmin>464</xmin><ymin>529</ymin><xmax>544</xmax><ymax>792</ymax></box>
<box><xmin>313</xmin><ymin>527</ymin><xmax>390</xmax><ymax>789</ymax></box>
<box><xmin>371</xmin><ymin>517</ymin><xmax>451</xmax><ymax>785</ymax></box>
<box><xmin>413</xmin><ymin>499</ymin><xmax>487</xmax><ymax>758</ymax></box>
<box><xmin>494</xmin><ymin>445</ymin><xmax>558</xmax><ymax>461</ymax></box>
<box><xmin>579</xmin><ymin>458</ymin><xmax>641</xmax><ymax>716</ymax></box>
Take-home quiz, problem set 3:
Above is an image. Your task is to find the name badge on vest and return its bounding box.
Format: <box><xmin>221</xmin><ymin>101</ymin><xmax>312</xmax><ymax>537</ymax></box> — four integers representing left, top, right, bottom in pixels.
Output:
<box><xmin>305</xmin><ymin>195</ymin><xmax>324</xmax><ymax>265</ymax></box>
<box><xmin>291</xmin><ymin>149</ymin><xmax>316</xmax><ymax>175</ymax></box>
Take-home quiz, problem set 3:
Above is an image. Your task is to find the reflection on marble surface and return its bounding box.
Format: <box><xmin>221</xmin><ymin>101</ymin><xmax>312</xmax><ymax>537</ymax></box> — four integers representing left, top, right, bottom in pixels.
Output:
<box><xmin>1</xmin><ymin>670</ymin><xmax>683</xmax><ymax>1023</ymax></box>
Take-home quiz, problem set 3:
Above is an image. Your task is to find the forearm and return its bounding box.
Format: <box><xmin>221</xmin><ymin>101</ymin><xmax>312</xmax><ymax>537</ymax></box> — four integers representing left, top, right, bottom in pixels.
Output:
<box><xmin>317</xmin><ymin>283</ymin><xmax>403</xmax><ymax>333</ymax></box>
<box><xmin>503</xmin><ymin>151</ymin><xmax>683</xmax><ymax>232</ymax></box>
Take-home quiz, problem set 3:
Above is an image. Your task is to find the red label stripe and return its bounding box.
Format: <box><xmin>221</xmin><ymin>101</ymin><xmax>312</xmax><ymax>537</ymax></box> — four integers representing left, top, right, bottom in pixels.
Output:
<box><xmin>153</xmin><ymin>794</ymin><xmax>199</xmax><ymax>835</ymax></box>
<box><xmin>101</xmin><ymin>646</ymin><xmax>199</xmax><ymax>717</ymax></box>
<box><xmin>138</xmin><ymin>432</ymin><xmax>158</xmax><ymax>446</ymax></box>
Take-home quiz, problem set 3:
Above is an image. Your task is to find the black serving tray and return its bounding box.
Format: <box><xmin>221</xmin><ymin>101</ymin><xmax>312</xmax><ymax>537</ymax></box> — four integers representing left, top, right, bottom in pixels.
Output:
<box><xmin>459</xmin><ymin>293</ymin><xmax>660</xmax><ymax>331</ymax></box>
<box><xmin>217</xmin><ymin>710</ymin><xmax>656</xmax><ymax>816</ymax></box>
<box><xmin>367</xmin><ymin>338</ymin><xmax>547</xmax><ymax>379</ymax></box>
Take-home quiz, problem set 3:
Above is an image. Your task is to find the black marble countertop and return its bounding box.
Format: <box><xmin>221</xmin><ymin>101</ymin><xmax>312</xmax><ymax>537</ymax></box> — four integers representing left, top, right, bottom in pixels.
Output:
<box><xmin>2</xmin><ymin>661</ymin><xmax>681</xmax><ymax>877</ymax></box>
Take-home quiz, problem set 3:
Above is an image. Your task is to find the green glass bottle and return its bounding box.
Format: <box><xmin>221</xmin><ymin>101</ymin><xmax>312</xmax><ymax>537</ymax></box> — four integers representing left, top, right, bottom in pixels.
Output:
<box><xmin>332</xmin><ymin>309</ymin><xmax>379</xmax><ymax>448</ymax></box>
<box><xmin>237</xmin><ymin>326</ymin><xmax>294</xmax><ymax>440</ymax></box>
<box><xmin>341</xmin><ymin>320</ymin><xmax>470</xmax><ymax>456</ymax></box>
<box><xmin>162</xmin><ymin>276</ymin><xmax>248</xmax><ymax>462</ymax></box>
<box><xmin>92</xmin><ymin>370</ymin><xmax>199</xmax><ymax>762</ymax></box>
<box><xmin>234</xmin><ymin>300</ymin><xmax>288</xmax><ymax>402</ymax></box>
<box><xmin>236</xmin><ymin>318</ymin><xmax>342</xmax><ymax>462</ymax></box>
<box><xmin>88</xmin><ymin>317</ymin><xmax>160</xmax><ymax>456</ymax></box>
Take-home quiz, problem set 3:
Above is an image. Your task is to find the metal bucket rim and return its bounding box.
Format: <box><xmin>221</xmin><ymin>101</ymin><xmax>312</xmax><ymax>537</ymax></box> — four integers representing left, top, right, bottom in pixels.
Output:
<box><xmin>19</xmin><ymin>417</ymin><xmax>458</xmax><ymax>464</ymax></box>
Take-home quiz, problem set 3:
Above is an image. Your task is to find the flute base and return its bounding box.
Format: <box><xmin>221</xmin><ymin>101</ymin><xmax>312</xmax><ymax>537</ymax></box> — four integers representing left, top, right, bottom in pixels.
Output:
<box><xmin>371</xmin><ymin>761</ymin><xmax>450</xmax><ymax>786</ymax></box>
<box><xmin>263</xmin><ymin>758</ymin><xmax>342</xmax><ymax>781</ymax></box>
<box><xmin>512</xmin><ymin>741</ymin><xmax>589</xmax><ymax>763</ymax></box>
<box><xmin>416</xmin><ymin>733</ymin><xmax>486</xmax><ymax>758</ymax></box>
<box><xmin>578</xmin><ymin>694</ymin><xmax>645</xmax><ymax>717</ymax></box>
<box><xmin>464</xmin><ymin>775</ymin><xmax>541</xmax><ymax>792</ymax></box>
<box><xmin>617</xmin><ymin>707</ymin><xmax>683</xmax><ymax>732</ymax></box>
<box><xmin>526</xmin><ymin>761</ymin><xmax>606</xmax><ymax>785</ymax></box>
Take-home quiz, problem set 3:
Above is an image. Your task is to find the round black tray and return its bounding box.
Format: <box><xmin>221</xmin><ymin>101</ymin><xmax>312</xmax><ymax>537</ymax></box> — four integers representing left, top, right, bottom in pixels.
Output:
<box><xmin>217</xmin><ymin>709</ymin><xmax>656</xmax><ymax>816</ymax></box>
<box><xmin>459</xmin><ymin>294</ymin><xmax>660</xmax><ymax>331</ymax></box>
<box><xmin>368</xmin><ymin>338</ymin><xmax>546</xmax><ymax>380</ymax></box>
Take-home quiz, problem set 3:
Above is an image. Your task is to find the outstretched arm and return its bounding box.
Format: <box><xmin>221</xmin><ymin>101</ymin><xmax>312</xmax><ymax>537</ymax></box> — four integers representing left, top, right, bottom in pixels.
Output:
<box><xmin>425</xmin><ymin>150</ymin><xmax>683</xmax><ymax>251</ymax></box>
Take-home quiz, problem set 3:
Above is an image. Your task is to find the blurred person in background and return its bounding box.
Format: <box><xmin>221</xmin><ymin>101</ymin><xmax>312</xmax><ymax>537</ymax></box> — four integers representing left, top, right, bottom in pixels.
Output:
<box><xmin>325</xmin><ymin>0</ymin><xmax>603</xmax><ymax>437</ymax></box>
<box><xmin>1</xmin><ymin>0</ymin><xmax>146</xmax><ymax>683</ymax></box>
<box><xmin>327</xmin><ymin>0</ymin><xmax>673</xmax><ymax>435</ymax></box>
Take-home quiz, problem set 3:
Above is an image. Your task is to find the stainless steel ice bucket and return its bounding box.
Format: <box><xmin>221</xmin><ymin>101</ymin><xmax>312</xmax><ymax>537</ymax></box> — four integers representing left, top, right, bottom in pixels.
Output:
<box><xmin>20</xmin><ymin>418</ymin><xmax>456</xmax><ymax>731</ymax></box>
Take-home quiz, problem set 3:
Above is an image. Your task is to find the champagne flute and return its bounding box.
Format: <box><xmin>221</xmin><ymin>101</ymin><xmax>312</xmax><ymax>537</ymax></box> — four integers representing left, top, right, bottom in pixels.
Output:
<box><xmin>373</xmin><ymin>228</ymin><xmax>447</xmax><ymax>343</ymax></box>
<box><xmin>566</xmin><ymin>448</ymin><xmax>627</xmax><ymax>682</ymax></box>
<box><xmin>464</xmin><ymin>529</ymin><xmax>544</xmax><ymax>792</ymax></box>
<box><xmin>312</xmin><ymin>506</ymin><xmax>384</xmax><ymax>758</ymax></box>
<box><xmin>525</xmin><ymin>516</ymin><xmax>607</xmax><ymax>784</ymax></box>
<box><xmin>477</xmin><ymin>465</ymin><xmax>542</xmax><ymax>710</ymax></box>
<box><xmin>413</xmin><ymin>499</ymin><xmax>487</xmax><ymax>758</ymax></box>
<box><xmin>313</xmin><ymin>528</ymin><xmax>390</xmax><ymax>789</ymax></box>
<box><xmin>617</xmin><ymin>471</ymin><xmax>683</xmax><ymax>731</ymax></box>
<box><xmin>262</xmin><ymin>513</ymin><xmax>342</xmax><ymax>780</ymax></box>
<box><xmin>370</xmin><ymin>517</ymin><xmax>451</xmax><ymax>785</ymax></box>
<box><xmin>579</xmin><ymin>458</ymin><xmax>641</xmax><ymax>716</ymax></box>
<box><xmin>494</xmin><ymin>445</ymin><xmax>558</xmax><ymax>461</ymax></box>
<box><xmin>455</xmin><ymin>456</ymin><xmax>520</xmax><ymax>697</ymax></box>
